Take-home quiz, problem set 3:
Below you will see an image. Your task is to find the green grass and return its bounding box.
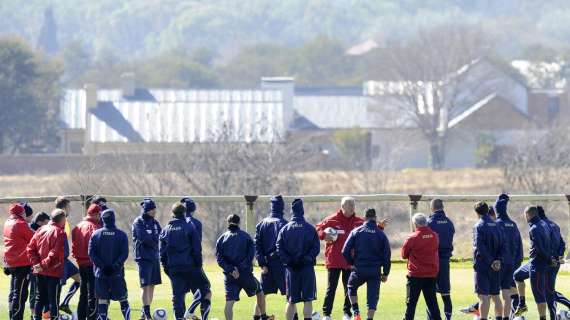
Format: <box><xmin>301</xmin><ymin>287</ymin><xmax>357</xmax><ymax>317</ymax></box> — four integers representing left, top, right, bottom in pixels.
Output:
<box><xmin>1</xmin><ymin>263</ymin><xmax>568</xmax><ymax>319</ymax></box>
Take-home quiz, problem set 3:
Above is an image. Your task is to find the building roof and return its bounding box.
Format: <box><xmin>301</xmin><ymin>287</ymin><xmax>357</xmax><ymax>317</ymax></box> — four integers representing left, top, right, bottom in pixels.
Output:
<box><xmin>61</xmin><ymin>89</ymin><xmax>284</xmax><ymax>143</ymax></box>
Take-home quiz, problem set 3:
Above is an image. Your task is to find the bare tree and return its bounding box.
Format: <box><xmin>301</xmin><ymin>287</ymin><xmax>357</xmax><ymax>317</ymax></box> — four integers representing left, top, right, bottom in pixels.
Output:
<box><xmin>367</xmin><ymin>25</ymin><xmax>498</xmax><ymax>169</ymax></box>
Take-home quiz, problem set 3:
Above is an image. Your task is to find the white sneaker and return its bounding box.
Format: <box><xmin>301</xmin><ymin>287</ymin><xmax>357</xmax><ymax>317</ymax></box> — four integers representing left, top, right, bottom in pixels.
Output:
<box><xmin>342</xmin><ymin>314</ymin><xmax>352</xmax><ymax>320</ymax></box>
<box><xmin>322</xmin><ymin>316</ymin><xmax>332</xmax><ymax>320</ymax></box>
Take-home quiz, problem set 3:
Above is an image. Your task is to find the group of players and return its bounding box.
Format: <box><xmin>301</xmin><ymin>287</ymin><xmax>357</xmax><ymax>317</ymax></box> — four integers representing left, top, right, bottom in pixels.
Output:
<box><xmin>1</xmin><ymin>193</ymin><xmax>568</xmax><ymax>320</ymax></box>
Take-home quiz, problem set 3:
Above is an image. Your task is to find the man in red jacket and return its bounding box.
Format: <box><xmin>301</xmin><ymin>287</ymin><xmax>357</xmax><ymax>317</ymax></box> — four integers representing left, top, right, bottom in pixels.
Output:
<box><xmin>72</xmin><ymin>203</ymin><xmax>102</xmax><ymax>320</ymax></box>
<box><xmin>26</xmin><ymin>209</ymin><xmax>67</xmax><ymax>320</ymax></box>
<box><xmin>3</xmin><ymin>203</ymin><xmax>35</xmax><ymax>320</ymax></box>
<box><xmin>316</xmin><ymin>197</ymin><xmax>363</xmax><ymax>320</ymax></box>
<box><xmin>401</xmin><ymin>213</ymin><xmax>442</xmax><ymax>320</ymax></box>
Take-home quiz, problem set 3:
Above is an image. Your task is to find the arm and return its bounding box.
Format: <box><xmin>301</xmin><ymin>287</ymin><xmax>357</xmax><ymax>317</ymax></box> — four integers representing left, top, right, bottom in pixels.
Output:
<box><xmin>88</xmin><ymin>234</ymin><xmax>105</xmax><ymax>268</ymax></box>
<box><xmin>133</xmin><ymin>219</ymin><xmax>157</xmax><ymax>247</ymax></box>
<box><xmin>474</xmin><ymin>227</ymin><xmax>493</xmax><ymax>266</ymax></box>
<box><xmin>559</xmin><ymin>234</ymin><xmax>566</xmax><ymax>258</ymax></box>
<box><xmin>515</xmin><ymin>227</ymin><xmax>524</xmax><ymax>266</ymax></box>
<box><xmin>41</xmin><ymin>231</ymin><xmax>65</xmax><ymax>269</ymax></box>
<box><xmin>71</xmin><ymin>226</ymin><xmax>79</xmax><ymax>260</ymax></box>
<box><xmin>254</xmin><ymin>223</ymin><xmax>267</xmax><ymax>267</ymax></box>
<box><xmin>26</xmin><ymin>234</ymin><xmax>41</xmax><ymax>266</ymax></box>
<box><xmin>315</xmin><ymin>217</ymin><xmax>330</xmax><ymax>240</ymax></box>
<box><xmin>243</xmin><ymin>236</ymin><xmax>255</xmax><ymax>269</ymax></box>
<box><xmin>215</xmin><ymin>236</ymin><xmax>234</xmax><ymax>273</ymax></box>
<box><xmin>401</xmin><ymin>237</ymin><xmax>411</xmax><ymax>260</ymax></box>
<box><xmin>342</xmin><ymin>232</ymin><xmax>355</xmax><ymax>266</ymax></box>
<box><xmin>159</xmin><ymin>229</ymin><xmax>168</xmax><ymax>268</ymax></box>
<box><xmin>276</xmin><ymin>229</ymin><xmax>292</xmax><ymax>266</ymax></box>
<box><xmin>305</xmin><ymin>228</ymin><xmax>321</xmax><ymax>264</ymax></box>
<box><xmin>381</xmin><ymin>232</ymin><xmax>392</xmax><ymax>276</ymax></box>
<box><xmin>115</xmin><ymin>232</ymin><xmax>129</xmax><ymax>267</ymax></box>
<box><xmin>190</xmin><ymin>226</ymin><xmax>203</xmax><ymax>268</ymax></box>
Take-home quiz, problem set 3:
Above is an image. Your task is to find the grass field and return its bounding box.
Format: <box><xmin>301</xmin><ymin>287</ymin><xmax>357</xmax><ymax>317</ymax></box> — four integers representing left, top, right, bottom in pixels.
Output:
<box><xmin>0</xmin><ymin>262</ymin><xmax>568</xmax><ymax>319</ymax></box>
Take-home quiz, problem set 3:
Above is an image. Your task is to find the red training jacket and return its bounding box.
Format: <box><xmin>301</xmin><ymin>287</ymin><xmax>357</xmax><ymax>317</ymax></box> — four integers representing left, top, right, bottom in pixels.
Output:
<box><xmin>316</xmin><ymin>210</ymin><xmax>364</xmax><ymax>269</ymax></box>
<box><xmin>72</xmin><ymin>216</ymin><xmax>101</xmax><ymax>267</ymax></box>
<box><xmin>26</xmin><ymin>221</ymin><xmax>66</xmax><ymax>278</ymax></box>
<box><xmin>401</xmin><ymin>226</ymin><xmax>440</xmax><ymax>278</ymax></box>
<box><xmin>3</xmin><ymin>214</ymin><xmax>34</xmax><ymax>267</ymax></box>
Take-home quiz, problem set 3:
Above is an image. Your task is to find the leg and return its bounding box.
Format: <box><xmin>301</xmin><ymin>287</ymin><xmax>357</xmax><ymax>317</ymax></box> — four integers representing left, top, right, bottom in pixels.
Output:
<box><xmin>224</xmin><ymin>300</ymin><xmax>235</xmax><ymax>320</ymax></box>
<box><xmin>441</xmin><ymin>294</ymin><xmax>452</xmax><ymax>320</ymax></box>
<box><xmin>404</xmin><ymin>277</ymin><xmax>422</xmax><ymax>320</ymax></box>
<box><xmin>347</xmin><ymin>269</ymin><xmax>363</xmax><ymax>317</ymax></box>
<box><xmin>9</xmin><ymin>266</ymin><xmax>31</xmax><ymax>320</ymax></box>
<box><xmin>537</xmin><ymin>303</ymin><xmax>547</xmax><ymax>318</ymax></box>
<box><xmin>34</xmin><ymin>275</ymin><xmax>48</xmax><ymax>320</ymax></box>
<box><xmin>365</xmin><ymin>274</ymin><xmax>380</xmax><ymax>320</ymax></box>
<box><xmin>500</xmin><ymin>289</ymin><xmax>511</xmax><ymax>318</ymax></box>
<box><xmin>120</xmin><ymin>299</ymin><xmax>131</xmax><ymax>320</ymax></box>
<box><xmin>422</xmin><ymin>278</ymin><xmax>441</xmax><ymax>320</ymax></box>
<box><xmin>255</xmin><ymin>292</ymin><xmax>267</xmax><ymax>316</ymax></box>
<box><xmin>78</xmin><ymin>268</ymin><xmax>89</xmax><ymax>320</ymax></box>
<box><xmin>436</xmin><ymin>259</ymin><xmax>452</xmax><ymax>320</ymax></box>
<box><xmin>141</xmin><ymin>286</ymin><xmax>153</xmax><ymax>319</ymax></box>
<box><xmin>555</xmin><ymin>291</ymin><xmax>570</xmax><ymax>309</ymax></box>
<box><xmin>200</xmin><ymin>292</ymin><xmax>212</xmax><ymax>320</ymax></box>
<box><xmin>341</xmin><ymin>269</ymin><xmax>352</xmax><ymax>317</ymax></box>
<box><xmin>86</xmin><ymin>269</ymin><xmax>97</xmax><ymax>320</ymax></box>
<box><xmin>48</xmin><ymin>276</ymin><xmax>62</xmax><ymax>320</ymax></box>
<box><xmin>97</xmin><ymin>299</ymin><xmax>110</xmax><ymax>320</ymax></box>
<box><xmin>286</xmin><ymin>302</ymin><xmax>297</xmax><ymax>320</ymax></box>
<box><xmin>491</xmin><ymin>295</ymin><xmax>503</xmax><ymax>319</ymax></box>
<box><xmin>303</xmin><ymin>301</ymin><xmax>313</xmax><ymax>319</ymax></box>
<box><xmin>479</xmin><ymin>295</ymin><xmax>491</xmax><ymax>319</ymax></box>
<box><xmin>322</xmin><ymin>268</ymin><xmax>341</xmax><ymax>317</ymax></box>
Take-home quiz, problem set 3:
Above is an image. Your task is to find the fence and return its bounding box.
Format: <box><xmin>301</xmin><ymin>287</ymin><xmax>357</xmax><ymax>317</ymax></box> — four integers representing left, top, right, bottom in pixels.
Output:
<box><xmin>1</xmin><ymin>194</ymin><xmax>569</xmax><ymax>259</ymax></box>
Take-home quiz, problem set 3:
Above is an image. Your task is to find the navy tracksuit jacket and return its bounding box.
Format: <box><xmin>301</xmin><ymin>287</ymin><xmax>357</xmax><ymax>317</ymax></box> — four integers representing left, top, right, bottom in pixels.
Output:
<box><xmin>88</xmin><ymin>211</ymin><xmax>129</xmax><ymax>279</ymax></box>
<box><xmin>276</xmin><ymin>201</ymin><xmax>320</xmax><ymax>269</ymax></box>
<box><xmin>427</xmin><ymin>210</ymin><xmax>455</xmax><ymax>260</ymax></box>
<box><xmin>132</xmin><ymin>213</ymin><xmax>161</xmax><ymax>262</ymax></box>
<box><xmin>342</xmin><ymin>219</ymin><xmax>391</xmax><ymax>273</ymax></box>
<box><xmin>473</xmin><ymin>215</ymin><xmax>503</xmax><ymax>271</ymax></box>
<box><xmin>216</xmin><ymin>226</ymin><xmax>255</xmax><ymax>274</ymax></box>
<box><xmin>528</xmin><ymin>216</ymin><xmax>553</xmax><ymax>271</ymax></box>
<box><xmin>255</xmin><ymin>196</ymin><xmax>288</xmax><ymax>268</ymax></box>
<box><xmin>494</xmin><ymin>197</ymin><xmax>523</xmax><ymax>267</ymax></box>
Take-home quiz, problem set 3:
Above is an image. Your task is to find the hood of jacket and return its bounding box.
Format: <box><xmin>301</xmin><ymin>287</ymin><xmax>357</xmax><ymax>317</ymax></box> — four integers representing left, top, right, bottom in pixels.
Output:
<box><xmin>270</xmin><ymin>195</ymin><xmax>285</xmax><ymax>218</ymax></box>
<box><xmin>291</xmin><ymin>198</ymin><xmax>304</xmax><ymax>220</ymax></box>
<box><xmin>102</xmin><ymin>209</ymin><xmax>116</xmax><ymax>228</ymax></box>
<box><xmin>494</xmin><ymin>194</ymin><xmax>510</xmax><ymax>220</ymax></box>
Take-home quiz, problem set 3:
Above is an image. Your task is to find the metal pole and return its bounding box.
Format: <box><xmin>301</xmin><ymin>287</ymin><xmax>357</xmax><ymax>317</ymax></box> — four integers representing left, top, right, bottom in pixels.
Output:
<box><xmin>244</xmin><ymin>195</ymin><xmax>258</xmax><ymax>235</ymax></box>
<box><xmin>409</xmin><ymin>195</ymin><xmax>422</xmax><ymax>232</ymax></box>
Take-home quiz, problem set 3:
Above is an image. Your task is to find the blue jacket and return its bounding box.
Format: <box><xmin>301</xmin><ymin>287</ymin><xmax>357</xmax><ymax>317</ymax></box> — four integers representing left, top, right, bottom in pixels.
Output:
<box><xmin>132</xmin><ymin>213</ymin><xmax>161</xmax><ymax>262</ymax></box>
<box><xmin>494</xmin><ymin>197</ymin><xmax>523</xmax><ymax>266</ymax></box>
<box><xmin>216</xmin><ymin>226</ymin><xmax>255</xmax><ymax>274</ymax></box>
<box><xmin>276</xmin><ymin>199</ymin><xmax>320</xmax><ymax>268</ymax></box>
<box><xmin>528</xmin><ymin>215</ymin><xmax>553</xmax><ymax>270</ymax></box>
<box><xmin>88</xmin><ymin>210</ymin><xmax>129</xmax><ymax>278</ymax></box>
<box><xmin>160</xmin><ymin>217</ymin><xmax>202</xmax><ymax>272</ymax></box>
<box><xmin>427</xmin><ymin>210</ymin><xmax>455</xmax><ymax>260</ymax></box>
<box><xmin>342</xmin><ymin>220</ymin><xmax>391</xmax><ymax>275</ymax></box>
<box><xmin>182</xmin><ymin>198</ymin><xmax>203</xmax><ymax>241</ymax></box>
<box><xmin>472</xmin><ymin>214</ymin><xmax>503</xmax><ymax>271</ymax></box>
<box><xmin>255</xmin><ymin>196</ymin><xmax>288</xmax><ymax>267</ymax></box>
<box><xmin>542</xmin><ymin>217</ymin><xmax>566</xmax><ymax>259</ymax></box>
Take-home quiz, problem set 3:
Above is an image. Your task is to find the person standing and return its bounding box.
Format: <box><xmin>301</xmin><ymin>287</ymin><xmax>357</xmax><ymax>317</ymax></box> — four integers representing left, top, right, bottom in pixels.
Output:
<box><xmin>401</xmin><ymin>213</ymin><xmax>442</xmax><ymax>320</ymax></box>
<box><xmin>89</xmin><ymin>209</ymin><xmax>131</xmax><ymax>320</ymax></box>
<box><xmin>132</xmin><ymin>198</ymin><xmax>162</xmax><ymax>320</ymax></box>
<box><xmin>493</xmin><ymin>194</ymin><xmax>523</xmax><ymax>320</ymax></box>
<box><xmin>254</xmin><ymin>195</ymin><xmax>289</xmax><ymax>318</ymax></box>
<box><xmin>180</xmin><ymin>197</ymin><xmax>212</xmax><ymax>319</ymax></box>
<box><xmin>342</xmin><ymin>208</ymin><xmax>391</xmax><ymax>320</ymax></box>
<box><xmin>4</xmin><ymin>203</ymin><xmax>34</xmax><ymax>320</ymax></box>
<box><xmin>26</xmin><ymin>209</ymin><xmax>67</xmax><ymax>320</ymax></box>
<box><xmin>472</xmin><ymin>202</ymin><xmax>504</xmax><ymax>320</ymax></box>
<box><xmin>216</xmin><ymin>214</ymin><xmax>267</xmax><ymax>320</ymax></box>
<box><xmin>28</xmin><ymin>211</ymin><xmax>50</xmax><ymax>316</ymax></box>
<box><xmin>72</xmin><ymin>203</ymin><xmax>102</xmax><ymax>320</ymax></box>
<box><xmin>160</xmin><ymin>203</ymin><xmax>211</xmax><ymax>320</ymax></box>
<box><xmin>427</xmin><ymin>199</ymin><xmax>455</xmax><ymax>320</ymax></box>
<box><xmin>277</xmin><ymin>199</ymin><xmax>320</xmax><ymax>320</ymax></box>
<box><xmin>315</xmin><ymin>197</ymin><xmax>363</xmax><ymax>320</ymax></box>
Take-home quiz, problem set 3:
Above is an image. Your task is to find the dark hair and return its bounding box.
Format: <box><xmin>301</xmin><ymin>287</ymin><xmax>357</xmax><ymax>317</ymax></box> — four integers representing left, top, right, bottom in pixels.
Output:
<box><xmin>227</xmin><ymin>214</ymin><xmax>240</xmax><ymax>225</ymax></box>
<box><xmin>474</xmin><ymin>201</ymin><xmax>489</xmax><ymax>215</ymax></box>
<box><xmin>55</xmin><ymin>196</ymin><xmax>70</xmax><ymax>210</ymax></box>
<box><xmin>488</xmin><ymin>206</ymin><xmax>495</xmax><ymax>217</ymax></box>
<box><xmin>365</xmin><ymin>208</ymin><xmax>376</xmax><ymax>219</ymax></box>
<box><xmin>51</xmin><ymin>209</ymin><xmax>66</xmax><ymax>223</ymax></box>
<box><xmin>33</xmin><ymin>212</ymin><xmax>50</xmax><ymax>224</ymax></box>
<box><xmin>431</xmin><ymin>199</ymin><xmax>444</xmax><ymax>211</ymax></box>
<box><xmin>172</xmin><ymin>203</ymin><xmax>186</xmax><ymax>218</ymax></box>
<box><xmin>525</xmin><ymin>206</ymin><xmax>538</xmax><ymax>218</ymax></box>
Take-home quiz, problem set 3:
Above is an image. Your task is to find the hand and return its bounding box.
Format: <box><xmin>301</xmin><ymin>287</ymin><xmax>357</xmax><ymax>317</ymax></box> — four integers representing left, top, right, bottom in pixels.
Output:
<box><xmin>261</xmin><ymin>266</ymin><xmax>269</xmax><ymax>275</ymax></box>
<box><xmin>381</xmin><ymin>275</ymin><xmax>388</xmax><ymax>283</ymax></box>
<box><xmin>3</xmin><ymin>267</ymin><xmax>10</xmax><ymax>276</ymax></box>
<box><xmin>378</xmin><ymin>218</ymin><xmax>391</xmax><ymax>230</ymax></box>
<box><xmin>550</xmin><ymin>257</ymin><xmax>559</xmax><ymax>268</ymax></box>
<box><xmin>324</xmin><ymin>234</ymin><xmax>335</xmax><ymax>242</ymax></box>
<box><xmin>491</xmin><ymin>260</ymin><xmax>501</xmax><ymax>272</ymax></box>
<box><xmin>231</xmin><ymin>267</ymin><xmax>240</xmax><ymax>279</ymax></box>
<box><xmin>560</xmin><ymin>257</ymin><xmax>566</xmax><ymax>265</ymax></box>
<box><xmin>32</xmin><ymin>264</ymin><xmax>42</xmax><ymax>274</ymax></box>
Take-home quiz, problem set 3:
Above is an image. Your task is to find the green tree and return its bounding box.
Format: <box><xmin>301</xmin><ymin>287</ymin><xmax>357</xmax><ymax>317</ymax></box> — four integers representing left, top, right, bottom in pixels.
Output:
<box><xmin>0</xmin><ymin>37</ymin><xmax>62</xmax><ymax>153</ymax></box>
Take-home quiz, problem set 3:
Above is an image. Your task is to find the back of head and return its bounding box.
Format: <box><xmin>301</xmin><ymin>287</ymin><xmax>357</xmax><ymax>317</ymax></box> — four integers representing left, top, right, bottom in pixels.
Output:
<box><xmin>20</xmin><ymin>202</ymin><xmax>33</xmax><ymax>218</ymax></box>
<box><xmin>33</xmin><ymin>211</ymin><xmax>50</xmax><ymax>225</ymax></box>
<box><xmin>525</xmin><ymin>206</ymin><xmax>538</xmax><ymax>221</ymax></box>
<box><xmin>474</xmin><ymin>201</ymin><xmax>489</xmax><ymax>216</ymax></box>
<box><xmin>536</xmin><ymin>205</ymin><xmax>546</xmax><ymax>219</ymax></box>
<box><xmin>180</xmin><ymin>197</ymin><xmax>196</xmax><ymax>215</ymax></box>
<box><xmin>365</xmin><ymin>208</ymin><xmax>376</xmax><ymax>220</ymax></box>
<box><xmin>55</xmin><ymin>196</ymin><xmax>70</xmax><ymax>210</ymax></box>
<box><xmin>412</xmin><ymin>213</ymin><xmax>427</xmax><ymax>228</ymax></box>
<box><xmin>291</xmin><ymin>198</ymin><xmax>304</xmax><ymax>218</ymax></box>
<box><xmin>101</xmin><ymin>209</ymin><xmax>116</xmax><ymax>228</ymax></box>
<box><xmin>87</xmin><ymin>204</ymin><xmax>101</xmax><ymax>218</ymax></box>
<box><xmin>430</xmin><ymin>199</ymin><xmax>444</xmax><ymax>212</ymax></box>
<box><xmin>227</xmin><ymin>214</ymin><xmax>240</xmax><ymax>228</ymax></box>
<box><xmin>140</xmin><ymin>198</ymin><xmax>156</xmax><ymax>214</ymax></box>
<box><xmin>270</xmin><ymin>195</ymin><xmax>285</xmax><ymax>216</ymax></box>
<box><xmin>494</xmin><ymin>193</ymin><xmax>509</xmax><ymax>218</ymax></box>
<box><xmin>51</xmin><ymin>209</ymin><xmax>66</xmax><ymax>224</ymax></box>
<box><xmin>172</xmin><ymin>203</ymin><xmax>186</xmax><ymax>219</ymax></box>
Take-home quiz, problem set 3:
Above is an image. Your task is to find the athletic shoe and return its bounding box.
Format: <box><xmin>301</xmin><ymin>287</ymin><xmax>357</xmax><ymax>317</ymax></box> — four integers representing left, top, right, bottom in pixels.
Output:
<box><xmin>59</xmin><ymin>304</ymin><xmax>73</xmax><ymax>315</ymax></box>
<box><xmin>183</xmin><ymin>312</ymin><xmax>199</xmax><ymax>320</ymax></box>
<box><xmin>322</xmin><ymin>317</ymin><xmax>331</xmax><ymax>320</ymax></box>
<box><xmin>460</xmin><ymin>304</ymin><xmax>480</xmax><ymax>316</ymax></box>
<box><xmin>352</xmin><ymin>315</ymin><xmax>362</xmax><ymax>320</ymax></box>
<box><xmin>513</xmin><ymin>305</ymin><xmax>528</xmax><ymax>317</ymax></box>
<box><xmin>344</xmin><ymin>314</ymin><xmax>353</xmax><ymax>320</ymax></box>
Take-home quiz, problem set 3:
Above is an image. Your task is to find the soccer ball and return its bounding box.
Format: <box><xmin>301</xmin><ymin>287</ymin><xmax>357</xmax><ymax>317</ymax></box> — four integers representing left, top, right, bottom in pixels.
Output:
<box><xmin>60</xmin><ymin>314</ymin><xmax>77</xmax><ymax>320</ymax></box>
<box><xmin>324</xmin><ymin>227</ymin><xmax>338</xmax><ymax>241</ymax></box>
<box><xmin>559</xmin><ymin>310</ymin><xmax>570</xmax><ymax>320</ymax></box>
<box><xmin>152</xmin><ymin>308</ymin><xmax>168</xmax><ymax>320</ymax></box>
<box><xmin>312</xmin><ymin>311</ymin><xmax>321</xmax><ymax>320</ymax></box>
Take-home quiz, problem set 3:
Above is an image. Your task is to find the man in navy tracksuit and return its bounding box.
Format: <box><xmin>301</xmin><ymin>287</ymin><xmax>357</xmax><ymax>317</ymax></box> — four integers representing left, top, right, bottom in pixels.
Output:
<box><xmin>180</xmin><ymin>197</ymin><xmax>213</xmax><ymax>319</ymax></box>
<box><xmin>132</xmin><ymin>198</ymin><xmax>162</xmax><ymax>320</ymax></box>
<box><xmin>216</xmin><ymin>214</ymin><xmax>267</xmax><ymax>320</ymax></box>
<box><xmin>160</xmin><ymin>203</ymin><xmax>211</xmax><ymax>320</ymax></box>
<box><xmin>513</xmin><ymin>206</ymin><xmax>553</xmax><ymax>320</ymax></box>
<box><xmin>472</xmin><ymin>202</ymin><xmax>504</xmax><ymax>320</ymax></box>
<box><xmin>427</xmin><ymin>199</ymin><xmax>455</xmax><ymax>320</ymax></box>
<box><xmin>88</xmin><ymin>209</ymin><xmax>131</xmax><ymax>320</ymax></box>
<box><xmin>493</xmin><ymin>194</ymin><xmax>523</xmax><ymax>320</ymax></box>
<box><xmin>277</xmin><ymin>199</ymin><xmax>320</xmax><ymax>320</ymax></box>
<box><xmin>255</xmin><ymin>196</ymin><xmax>288</xmax><ymax>317</ymax></box>
<box><xmin>342</xmin><ymin>208</ymin><xmax>391</xmax><ymax>320</ymax></box>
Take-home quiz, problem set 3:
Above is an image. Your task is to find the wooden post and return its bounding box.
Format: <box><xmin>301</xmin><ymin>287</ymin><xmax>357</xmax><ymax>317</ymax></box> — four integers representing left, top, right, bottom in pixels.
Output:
<box><xmin>409</xmin><ymin>194</ymin><xmax>422</xmax><ymax>231</ymax></box>
<box><xmin>244</xmin><ymin>195</ymin><xmax>258</xmax><ymax>235</ymax></box>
